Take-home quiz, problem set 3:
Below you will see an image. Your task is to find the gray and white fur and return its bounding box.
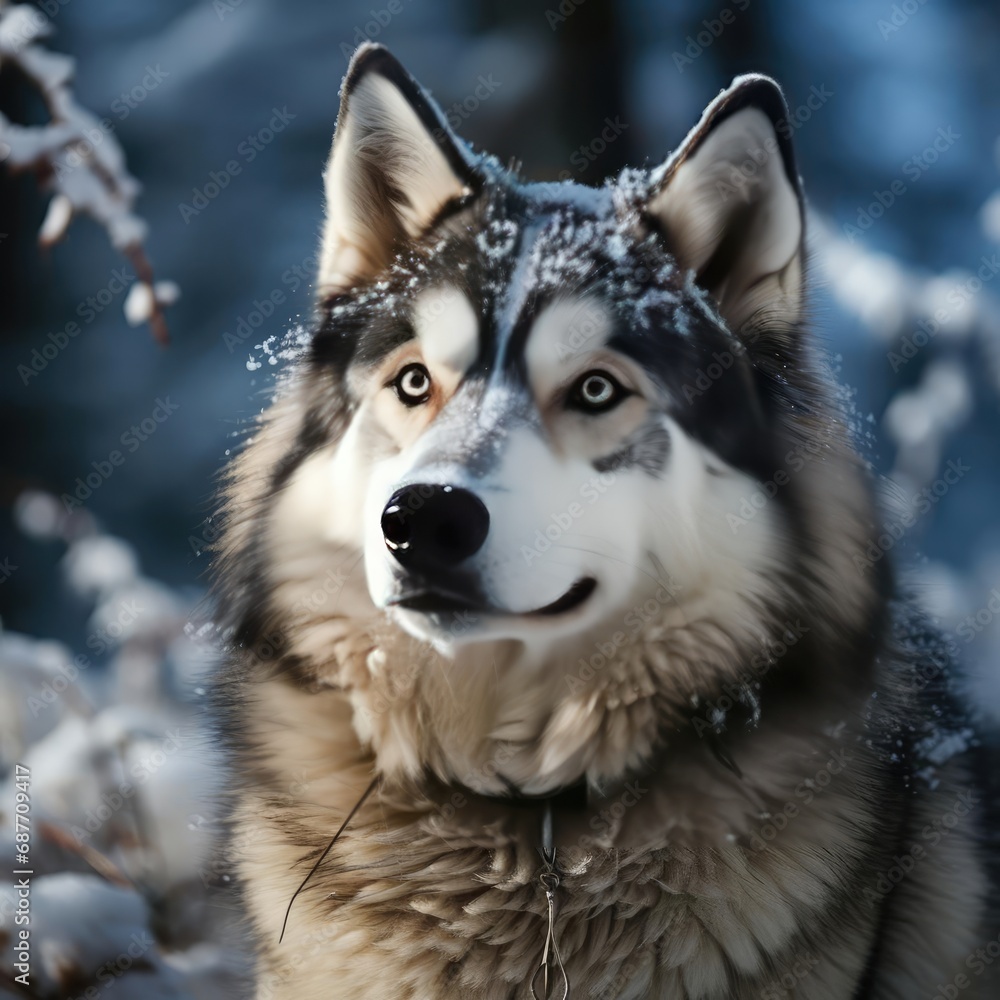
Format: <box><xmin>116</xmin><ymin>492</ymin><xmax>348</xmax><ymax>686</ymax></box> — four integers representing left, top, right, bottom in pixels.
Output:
<box><xmin>212</xmin><ymin>44</ymin><xmax>1000</xmax><ymax>999</ymax></box>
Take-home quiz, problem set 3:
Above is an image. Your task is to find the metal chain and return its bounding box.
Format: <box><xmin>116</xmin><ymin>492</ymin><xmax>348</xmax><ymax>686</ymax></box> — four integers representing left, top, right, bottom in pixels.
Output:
<box><xmin>529</xmin><ymin>800</ymin><xmax>570</xmax><ymax>1000</ymax></box>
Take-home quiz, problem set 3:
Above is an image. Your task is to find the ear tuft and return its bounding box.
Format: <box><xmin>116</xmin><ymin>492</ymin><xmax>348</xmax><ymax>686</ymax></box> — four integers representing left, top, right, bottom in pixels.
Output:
<box><xmin>647</xmin><ymin>75</ymin><xmax>804</xmax><ymax>339</ymax></box>
<box><xmin>318</xmin><ymin>45</ymin><xmax>481</xmax><ymax>297</ymax></box>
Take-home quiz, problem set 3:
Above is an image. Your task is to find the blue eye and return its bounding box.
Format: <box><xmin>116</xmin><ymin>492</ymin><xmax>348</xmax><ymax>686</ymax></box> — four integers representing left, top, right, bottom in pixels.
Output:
<box><xmin>569</xmin><ymin>371</ymin><xmax>628</xmax><ymax>413</ymax></box>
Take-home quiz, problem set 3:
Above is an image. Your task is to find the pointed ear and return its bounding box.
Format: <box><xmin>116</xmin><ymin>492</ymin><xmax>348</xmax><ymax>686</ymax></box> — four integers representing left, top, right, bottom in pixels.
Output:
<box><xmin>646</xmin><ymin>75</ymin><xmax>804</xmax><ymax>339</ymax></box>
<box><xmin>318</xmin><ymin>44</ymin><xmax>481</xmax><ymax>297</ymax></box>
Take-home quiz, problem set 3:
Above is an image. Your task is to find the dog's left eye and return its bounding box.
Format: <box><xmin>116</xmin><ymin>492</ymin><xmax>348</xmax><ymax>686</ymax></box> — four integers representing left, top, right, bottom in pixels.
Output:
<box><xmin>392</xmin><ymin>363</ymin><xmax>432</xmax><ymax>406</ymax></box>
<box><xmin>568</xmin><ymin>370</ymin><xmax>629</xmax><ymax>413</ymax></box>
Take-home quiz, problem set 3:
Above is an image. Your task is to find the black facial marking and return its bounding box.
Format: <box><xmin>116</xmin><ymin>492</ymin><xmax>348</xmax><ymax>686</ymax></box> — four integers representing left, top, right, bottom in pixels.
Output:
<box><xmin>309</xmin><ymin>303</ymin><xmax>364</xmax><ymax>370</ymax></box>
<box><xmin>606</xmin><ymin>304</ymin><xmax>776</xmax><ymax>485</ymax></box>
<box><xmin>500</xmin><ymin>289</ymin><xmax>547</xmax><ymax>386</ymax></box>
<box><xmin>593</xmin><ymin>417</ymin><xmax>671</xmax><ymax>476</ymax></box>
<box><xmin>302</xmin><ymin>164</ymin><xmax>810</xmax><ymax>506</ymax></box>
<box><xmin>269</xmin><ymin>398</ymin><xmax>345</xmax><ymax>492</ymax></box>
<box><xmin>312</xmin><ymin>302</ymin><xmax>416</xmax><ymax>372</ymax></box>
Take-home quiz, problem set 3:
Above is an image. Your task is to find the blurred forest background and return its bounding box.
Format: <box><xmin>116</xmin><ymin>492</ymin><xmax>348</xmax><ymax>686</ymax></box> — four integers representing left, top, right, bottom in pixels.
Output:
<box><xmin>3</xmin><ymin>0</ymin><xmax>1000</xmax><ymax>674</ymax></box>
<box><xmin>0</xmin><ymin>0</ymin><xmax>999</xmax><ymax>995</ymax></box>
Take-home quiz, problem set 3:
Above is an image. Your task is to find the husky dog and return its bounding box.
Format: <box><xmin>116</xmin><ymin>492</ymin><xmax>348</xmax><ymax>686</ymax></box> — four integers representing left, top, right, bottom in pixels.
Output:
<box><xmin>214</xmin><ymin>44</ymin><xmax>998</xmax><ymax>999</ymax></box>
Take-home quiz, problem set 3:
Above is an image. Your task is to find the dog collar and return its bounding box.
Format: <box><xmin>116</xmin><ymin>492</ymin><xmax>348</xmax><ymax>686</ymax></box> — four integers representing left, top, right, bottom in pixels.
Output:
<box><xmin>461</xmin><ymin>777</ymin><xmax>590</xmax><ymax>813</ymax></box>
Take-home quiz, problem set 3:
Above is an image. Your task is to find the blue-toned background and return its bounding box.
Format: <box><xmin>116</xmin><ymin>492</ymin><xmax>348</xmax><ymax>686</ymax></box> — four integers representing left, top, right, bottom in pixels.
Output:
<box><xmin>2</xmin><ymin>0</ymin><xmax>999</xmax><ymax>677</ymax></box>
<box><xmin>1</xmin><ymin>2</ymin><xmax>999</xmax><ymax>992</ymax></box>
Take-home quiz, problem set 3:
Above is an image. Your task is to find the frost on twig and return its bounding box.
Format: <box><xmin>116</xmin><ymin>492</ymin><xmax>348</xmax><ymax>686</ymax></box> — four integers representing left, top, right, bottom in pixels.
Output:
<box><xmin>0</xmin><ymin>2</ymin><xmax>177</xmax><ymax>344</ymax></box>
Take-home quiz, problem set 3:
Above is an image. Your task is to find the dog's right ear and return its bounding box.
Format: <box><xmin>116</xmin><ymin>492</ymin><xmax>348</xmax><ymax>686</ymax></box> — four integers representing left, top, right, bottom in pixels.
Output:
<box><xmin>645</xmin><ymin>75</ymin><xmax>804</xmax><ymax>341</ymax></box>
<box><xmin>318</xmin><ymin>44</ymin><xmax>481</xmax><ymax>298</ymax></box>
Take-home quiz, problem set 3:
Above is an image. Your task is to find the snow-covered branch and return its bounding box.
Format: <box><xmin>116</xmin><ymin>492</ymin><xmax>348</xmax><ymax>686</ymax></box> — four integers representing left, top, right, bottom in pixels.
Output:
<box><xmin>0</xmin><ymin>2</ymin><xmax>177</xmax><ymax>344</ymax></box>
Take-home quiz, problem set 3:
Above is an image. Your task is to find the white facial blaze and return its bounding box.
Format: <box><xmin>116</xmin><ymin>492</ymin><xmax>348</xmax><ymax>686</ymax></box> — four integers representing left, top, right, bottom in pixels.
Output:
<box><xmin>644</xmin><ymin>419</ymin><xmax>786</xmax><ymax>624</ymax></box>
<box><xmin>524</xmin><ymin>298</ymin><xmax>613</xmax><ymax>399</ymax></box>
<box><xmin>412</xmin><ymin>286</ymin><xmax>479</xmax><ymax>383</ymax></box>
<box><xmin>267</xmin><ymin>427</ymin><xmax>380</xmax><ymax>625</ymax></box>
<box><xmin>278</xmin><ymin>423</ymin><xmax>368</xmax><ymax>547</ymax></box>
<box><xmin>484</xmin><ymin>417</ymin><xmax>782</xmax><ymax>655</ymax></box>
<box><xmin>474</xmin><ymin>425</ymin><xmax>631</xmax><ymax>613</ymax></box>
<box><xmin>339</xmin><ymin>280</ymin><xmax>788</xmax><ymax>663</ymax></box>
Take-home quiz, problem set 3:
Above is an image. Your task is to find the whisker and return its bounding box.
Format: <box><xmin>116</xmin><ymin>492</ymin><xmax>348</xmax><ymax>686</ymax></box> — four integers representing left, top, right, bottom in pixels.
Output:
<box><xmin>278</xmin><ymin>774</ymin><xmax>381</xmax><ymax>943</ymax></box>
<box><xmin>533</xmin><ymin>540</ymin><xmax>668</xmax><ymax>589</ymax></box>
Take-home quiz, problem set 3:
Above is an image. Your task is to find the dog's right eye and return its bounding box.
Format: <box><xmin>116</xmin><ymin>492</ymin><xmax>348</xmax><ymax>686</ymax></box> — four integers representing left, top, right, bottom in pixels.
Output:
<box><xmin>391</xmin><ymin>363</ymin><xmax>432</xmax><ymax>406</ymax></box>
<box><xmin>567</xmin><ymin>370</ymin><xmax>630</xmax><ymax>414</ymax></box>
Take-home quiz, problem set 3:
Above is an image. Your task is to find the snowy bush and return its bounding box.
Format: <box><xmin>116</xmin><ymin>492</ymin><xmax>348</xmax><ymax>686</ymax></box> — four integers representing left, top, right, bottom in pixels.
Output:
<box><xmin>0</xmin><ymin>498</ymin><xmax>246</xmax><ymax>999</ymax></box>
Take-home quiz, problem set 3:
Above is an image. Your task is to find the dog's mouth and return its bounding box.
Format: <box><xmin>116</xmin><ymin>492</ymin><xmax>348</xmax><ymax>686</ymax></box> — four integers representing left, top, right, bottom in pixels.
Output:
<box><xmin>389</xmin><ymin>577</ymin><xmax>597</xmax><ymax>618</ymax></box>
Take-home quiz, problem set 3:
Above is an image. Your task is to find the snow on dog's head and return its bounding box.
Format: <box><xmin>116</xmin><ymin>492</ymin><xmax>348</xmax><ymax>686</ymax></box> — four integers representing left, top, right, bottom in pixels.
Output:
<box><xmin>218</xmin><ymin>45</ymin><xmax>881</xmax><ymax>792</ymax></box>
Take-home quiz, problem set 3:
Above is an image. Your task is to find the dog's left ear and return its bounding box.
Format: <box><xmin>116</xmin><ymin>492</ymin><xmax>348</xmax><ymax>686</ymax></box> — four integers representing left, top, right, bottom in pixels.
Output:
<box><xmin>646</xmin><ymin>75</ymin><xmax>804</xmax><ymax>339</ymax></box>
<box><xmin>318</xmin><ymin>44</ymin><xmax>481</xmax><ymax>297</ymax></box>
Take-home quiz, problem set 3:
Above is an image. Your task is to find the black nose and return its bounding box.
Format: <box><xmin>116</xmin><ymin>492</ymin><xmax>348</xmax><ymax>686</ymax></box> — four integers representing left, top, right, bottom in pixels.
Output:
<box><xmin>381</xmin><ymin>485</ymin><xmax>490</xmax><ymax>572</ymax></box>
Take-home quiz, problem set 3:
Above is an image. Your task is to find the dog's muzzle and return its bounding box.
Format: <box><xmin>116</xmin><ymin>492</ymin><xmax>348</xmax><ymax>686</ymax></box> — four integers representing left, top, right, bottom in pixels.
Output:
<box><xmin>381</xmin><ymin>484</ymin><xmax>596</xmax><ymax>620</ymax></box>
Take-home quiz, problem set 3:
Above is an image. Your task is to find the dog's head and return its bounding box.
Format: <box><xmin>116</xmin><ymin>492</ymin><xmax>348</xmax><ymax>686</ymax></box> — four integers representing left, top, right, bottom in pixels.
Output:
<box><xmin>222</xmin><ymin>46</ymin><xmax>880</xmax><ymax>791</ymax></box>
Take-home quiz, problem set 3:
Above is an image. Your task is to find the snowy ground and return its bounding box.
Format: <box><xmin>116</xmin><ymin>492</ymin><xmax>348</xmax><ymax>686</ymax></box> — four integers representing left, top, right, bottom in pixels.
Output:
<box><xmin>0</xmin><ymin>493</ymin><xmax>246</xmax><ymax>999</ymax></box>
